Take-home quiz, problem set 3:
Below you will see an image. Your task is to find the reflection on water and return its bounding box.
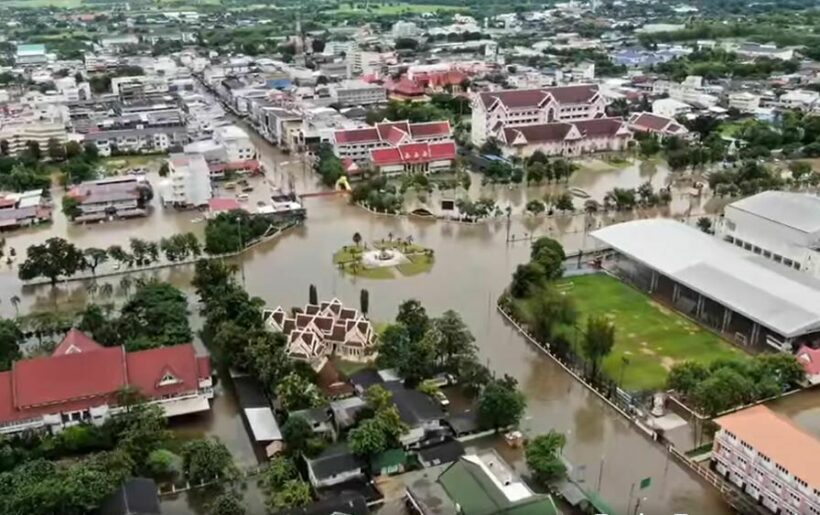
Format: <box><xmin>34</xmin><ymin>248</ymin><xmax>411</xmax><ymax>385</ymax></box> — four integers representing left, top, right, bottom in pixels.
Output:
<box><xmin>0</xmin><ymin>137</ymin><xmax>733</xmax><ymax>514</ymax></box>
<box><xmin>766</xmin><ymin>387</ymin><xmax>820</xmax><ymax>438</ymax></box>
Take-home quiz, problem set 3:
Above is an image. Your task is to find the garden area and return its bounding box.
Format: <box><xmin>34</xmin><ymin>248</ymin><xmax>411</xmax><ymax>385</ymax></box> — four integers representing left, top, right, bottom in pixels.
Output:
<box><xmin>332</xmin><ymin>234</ymin><xmax>434</xmax><ymax>280</ymax></box>
<box><xmin>548</xmin><ymin>274</ymin><xmax>741</xmax><ymax>391</ymax></box>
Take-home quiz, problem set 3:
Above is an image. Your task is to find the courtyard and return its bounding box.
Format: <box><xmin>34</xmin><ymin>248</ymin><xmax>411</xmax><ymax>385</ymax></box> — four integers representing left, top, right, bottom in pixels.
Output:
<box><xmin>554</xmin><ymin>274</ymin><xmax>741</xmax><ymax>391</ymax></box>
<box><xmin>333</xmin><ymin>238</ymin><xmax>435</xmax><ymax>280</ymax></box>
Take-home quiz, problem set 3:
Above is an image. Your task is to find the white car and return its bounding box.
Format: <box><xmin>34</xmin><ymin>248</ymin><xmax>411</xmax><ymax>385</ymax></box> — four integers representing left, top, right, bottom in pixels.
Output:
<box><xmin>434</xmin><ymin>391</ymin><xmax>450</xmax><ymax>408</ymax></box>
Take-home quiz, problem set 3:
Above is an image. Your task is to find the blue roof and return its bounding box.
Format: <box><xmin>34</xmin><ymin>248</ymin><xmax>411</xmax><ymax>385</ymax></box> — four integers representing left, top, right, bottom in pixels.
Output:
<box><xmin>16</xmin><ymin>44</ymin><xmax>46</xmax><ymax>56</ymax></box>
<box><xmin>267</xmin><ymin>79</ymin><xmax>292</xmax><ymax>90</ymax></box>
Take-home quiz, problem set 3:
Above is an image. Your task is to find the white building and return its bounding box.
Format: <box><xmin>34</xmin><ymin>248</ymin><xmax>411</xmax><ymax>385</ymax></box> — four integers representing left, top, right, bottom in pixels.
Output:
<box><xmin>712</xmin><ymin>405</ymin><xmax>820</xmax><ymax>515</ymax></box>
<box><xmin>652</xmin><ymin>98</ymin><xmax>692</xmax><ymax>119</ymax></box>
<box><xmin>15</xmin><ymin>44</ymin><xmax>47</xmax><ymax>65</ymax></box>
<box><xmin>213</xmin><ymin>125</ymin><xmax>256</xmax><ymax>163</ymax></box>
<box><xmin>0</xmin><ymin>120</ymin><xmax>67</xmax><ymax>157</ymax></box>
<box><xmin>161</xmin><ymin>153</ymin><xmax>212</xmax><ymax>208</ymax></box>
<box><xmin>392</xmin><ymin>21</ymin><xmax>419</xmax><ymax>39</ymax></box>
<box><xmin>470</xmin><ymin>85</ymin><xmax>607</xmax><ymax>145</ymax></box>
<box><xmin>780</xmin><ymin>90</ymin><xmax>820</xmax><ymax>111</ymax></box>
<box><xmin>331</xmin><ymin>80</ymin><xmax>386</xmax><ymax>107</ymax></box>
<box><xmin>728</xmin><ymin>92</ymin><xmax>762</xmax><ymax>113</ymax></box>
<box><xmin>717</xmin><ymin>191</ymin><xmax>820</xmax><ymax>278</ymax></box>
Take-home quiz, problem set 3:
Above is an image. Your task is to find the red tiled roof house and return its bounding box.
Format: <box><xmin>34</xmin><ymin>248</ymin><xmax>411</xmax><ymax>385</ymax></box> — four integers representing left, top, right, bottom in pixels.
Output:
<box><xmin>470</xmin><ymin>85</ymin><xmax>607</xmax><ymax>145</ymax></box>
<box><xmin>0</xmin><ymin>329</ymin><xmax>213</xmax><ymax>436</ymax></box>
<box><xmin>627</xmin><ymin>112</ymin><xmax>691</xmax><ymax>139</ymax></box>
<box><xmin>332</xmin><ymin>120</ymin><xmax>455</xmax><ymax>174</ymax></box>
<box><xmin>495</xmin><ymin>118</ymin><xmax>633</xmax><ymax>159</ymax></box>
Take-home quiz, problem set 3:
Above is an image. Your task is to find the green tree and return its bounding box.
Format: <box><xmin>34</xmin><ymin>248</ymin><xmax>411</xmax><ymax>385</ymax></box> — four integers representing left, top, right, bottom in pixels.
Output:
<box><xmin>753</xmin><ymin>353</ymin><xmax>805</xmax><ymax>389</ymax></box>
<box><xmin>580</xmin><ymin>316</ymin><xmax>615</xmax><ymax>380</ymax></box>
<box><xmin>427</xmin><ymin>310</ymin><xmax>477</xmax><ymax>372</ymax></box>
<box><xmin>0</xmin><ymin>319</ymin><xmax>22</xmax><ymax>371</ymax></box>
<box><xmin>181</xmin><ymin>438</ymin><xmax>235</xmax><ymax>483</ymax></box>
<box><xmin>666</xmin><ymin>361</ymin><xmax>709</xmax><ymax>396</ymax></box>
<box><xmin>146</xmin><ymin>449</ymin><xmax>179</xmax><ymax>480</ymax></box>
<box><xmin>83</xmin><ymin>247</ymin><xmax>108</xmax><ymax>276</ymax></box>
<box><xmin>61</xmin><ymin>196</ymin><xmax>81</xmax><ymax>220</ymax></box>
<box><xmin>352</xmin><ymin>232</ymin><xmax>362</xmax><ymax>247</ymax></box>
<box><xmin>281</xmin><ymin>416</ymin><xmax>312</xmax><ymax>456</ymax></box>
<box><xmin>65</xmin><ymin>141</ymin><xmax>83</xmax><ymax>159</ymax></box>
<box><xmin>117</xmin><ymin>282</ymin><xmax>192</xmax><ymax>348</ymax></box>
<box><xmin>267</xmin><ymin>479</ymin><xmax>312</xmax><ymax>512</ymax></box>
<box><xmin>696</xmin><ymin>217</ymin><xmax>713</xmax><ymax>233</ymax></box>
<box><xmin>554</xmin><ymin>192</ymin><xmax>574</xmax><ymax>212</ymax></box>
<box><xmin>530</xmin><ymin>237</ymin><xmax>565</xmax><ymax>281</ymax></box>
<box><xmin>693</xmin><ymin>368</ymin><xmax>753</xmax><ymax>416</ymax></box>
<box><xmin>525</xmin><ymin>199</ymin><xmax>545</xmax><ymax>215</ymax></box>
<box><xmin>259</xmin><ymin>457</ymin><xmax>298</xmax><ymax>491</ymax></box>
<box><xmin>209</xmin><ymin>490</ymin><xmax>245</xmax><ymax>515</ymax></box>
<box><xmin>18</xmin><ymin>237</ymin><xmax>85</xmax><ymax>284</ymax></box>
<box><xmin>275</xmin><ymin>372</ymin><xmax>324</xmax><ymax>411</ymax></box>
<box><xmin>525</xmin><ymin>431</ymin><xmax>567</xmax><ymax>487</ymax></box>
<box><xmin>396</xmin><ymin>299</ymin><xmax>429</xmax><ymax>342</ymax></box>
<box><xmin>46</xmin><ymin>138</ymin><xmax>65</xmax><ymax>161</ymax></box>
<box><xmin>478</xmin><ymin>377</ymin><xmax>526</xmax><ymax>430</ymax></box>
<box><xmin>360</xmin><ymin>288</ymin><xmax>369</xmax><ymax>316</ymax></box>
<box><xmin>348</xmin><ymin>418</ymin><xmax>388</xmax><ymax>457</ymax></box>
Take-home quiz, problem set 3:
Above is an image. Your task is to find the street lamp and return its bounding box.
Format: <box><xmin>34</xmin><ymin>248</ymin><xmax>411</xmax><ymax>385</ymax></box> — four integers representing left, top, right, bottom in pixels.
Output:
<box><xmin>236</xmin><ymin>215</ymin><xmax>246</xmax><ymax>285</ymax></box>
<box><xmin>619</xmin><ymin>356</ymin><xmax>630</xmax><ymax>388</ymax></box>
<box><xmin>632</xmin><ymin>496</ymin><xmax>647</xmax><ymax>515</ymax></box>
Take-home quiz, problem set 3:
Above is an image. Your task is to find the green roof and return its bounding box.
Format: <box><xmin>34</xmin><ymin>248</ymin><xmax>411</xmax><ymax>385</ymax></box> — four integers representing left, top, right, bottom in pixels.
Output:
<box><xmin>16</xmin><ymin>44</ymin><xmax>46</xmax><ymax>55</ymax></box>
<box><xmin>438</xmin><ymin>457</ymin><xmax>558</xmax><ymax>515</ymax></box>
<box><xmin>371</xmin><ymin>448</ymin><xmax>407</xmax><ymax>470</ymax></box>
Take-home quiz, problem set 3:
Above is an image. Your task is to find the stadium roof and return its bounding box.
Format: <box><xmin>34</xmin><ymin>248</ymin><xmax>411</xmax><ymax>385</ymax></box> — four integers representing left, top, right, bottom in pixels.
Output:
<box><xmin>728</xmin><ymin>191</ymin><xmax>820</xmax><ymax>234</ymax></box>
<box><xmin>592</xmin><ymin>219</ymin><xmax>820</xmax><ymax>338</ymax></box>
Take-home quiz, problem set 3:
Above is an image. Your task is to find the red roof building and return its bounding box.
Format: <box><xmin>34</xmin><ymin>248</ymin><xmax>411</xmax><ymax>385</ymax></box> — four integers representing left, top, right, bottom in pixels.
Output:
<box><xmin>471</xmin><ymin>84</ymin><xmax>608</xmax><ymax>146</ymax></box>
<box><xmin>384</xmin><ymin>77</ymin><xmax>430</xmax><ymax>103</ymax></box>
<box><xmin>627</xmin><ymin>112</ymin><xmax>690</xmax><ymax>138</ymax></box>
<box><xmin>797</xmin><ymin>345</ymin><xmax>820</xmax><ymax>384</ymax></box>
<box><xmin>332</xmin><ymin>120</ymin><xmax>453</xmax><ymax>168</ymax></box>
<box><xmin>0</xmin><ymin>330</ymin><xmax>213</xmax><ymax>435</ymax></box>
<box><xmin>495</xmin><ymin>118</ymin><xmax>633</xmax><ymax>158</ymax></box>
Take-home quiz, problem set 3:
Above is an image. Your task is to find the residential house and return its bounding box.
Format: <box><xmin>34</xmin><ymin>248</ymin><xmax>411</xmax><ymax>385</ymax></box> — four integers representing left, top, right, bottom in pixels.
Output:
<box><xmin>385</xmin><ymin>382</ymin><xmax>446</xmax><ymax>449</ymax></box>
<box><xmin>263</xmin><ymin>298</ymin><xmax>378</xmax><ymax>366</ymax></box>
<box><xmin>159</xmin><ymin>153</ymin><xmax>212</xmax><ymax>208</ymax></box>
<box><xmin>470</xmin><ymin>84</ymin><xmax>607</xmax><ymax>145</ymax></box>
<box><xmin>278</xmin><ymin>491</ymin><xmax>369</xmax><ymax>515</ymax></box>
<box><xmin>627</xmin><ymin>112</ymin><xmax>690</xmax><ymax>138</ymax></box>
<box><xmin>0</xmin><ymin>329</ymin><xmax>213</xmax><ymax>436</ymax></box>
<box><xmin>728</xmin><ymin>92</ymin><xmax>762</xmax><ymax>113</ymax></box>
<box><xmin>494</xmin><ymin>117</ymin><xmax>632</xmax><ymax>159</ymax></box>
<box><xmin>780</xmin><ymin>90</ymin><xmax>820</xmax><ymax>111</ymax></box>
<box><xmin>333</xmin><ymin>120</ymin><xmax>452</xmax><ymax>164</ymax></box>
<box><xmin>305</xmin><ymin>443</ymin><xmax>365</xmax><ymax>489</ymax></box>
<box><xmin>371</xmin><ymin>448</ymin><xmax>407</xmax><ymax>476</ymax></box>
<box><xmin>329</xmin><ymin>396</ymin><xmax>368</xmax><ymax>431</ymax></box>
<box><xmin>291</xmin><ymin>406</ymin><xmax>336</xmax><ymax>441</ymax></box>
<box><xmin>233</xmin><ymin>374</ymin><xmax>283</xmax><ymax>457</ymax></box>
<box><xmin>652</xmin><ymin>98</ymin><xmax>692</xmax><ymax>119</ymax></box>
<box><xmin>712</xmin><ymin>405</ymin><xmax>820</xmax><ymax>514</ymax></box>
<box><xmin>417</xmin><ymin>439</ymin><xmax>466</xmax><ymax>468</ymax></box>
<box><xmin>405</xmin><ymin>450</ymin><xmax>560</xmax><ymax>515</ymax></box>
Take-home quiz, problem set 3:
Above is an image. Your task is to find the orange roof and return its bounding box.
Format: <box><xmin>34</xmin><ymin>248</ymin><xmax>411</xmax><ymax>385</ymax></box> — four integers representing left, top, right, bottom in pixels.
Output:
<box><xmin>715</xmin><ymin>405</ymin><xmax>820</xmax><ymax>489</ymax></box>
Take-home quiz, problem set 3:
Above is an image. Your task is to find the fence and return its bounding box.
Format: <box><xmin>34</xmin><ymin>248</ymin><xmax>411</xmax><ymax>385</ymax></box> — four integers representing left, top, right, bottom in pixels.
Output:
<box><xmin>157</xmin><ymin>463</ymin><xmax>265</xmax><ymax>497</ymax></box>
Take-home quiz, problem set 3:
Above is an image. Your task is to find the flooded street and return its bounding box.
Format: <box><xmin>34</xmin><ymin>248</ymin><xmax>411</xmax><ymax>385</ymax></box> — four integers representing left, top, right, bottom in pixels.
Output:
<box><xmin>0</xmin><ymin>133</ymin><xmax>732</xmax><ymax>514</ymax></box>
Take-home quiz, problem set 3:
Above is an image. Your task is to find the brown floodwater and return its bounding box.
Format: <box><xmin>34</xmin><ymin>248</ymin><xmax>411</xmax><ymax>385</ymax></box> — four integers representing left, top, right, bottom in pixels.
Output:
<box><xmin>0</xmin><ymin>133</ymin><xmax>732</xmax><ymax>514</ymax></box>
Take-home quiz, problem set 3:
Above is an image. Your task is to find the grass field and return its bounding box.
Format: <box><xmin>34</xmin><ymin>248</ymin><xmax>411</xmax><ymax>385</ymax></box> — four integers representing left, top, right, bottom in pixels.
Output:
<box><xmin>333</xmin><ymin>242</ymin><xmax>434</xmax><ymax>280</ymax></box>
<box><xmin>551</xmin><ymin>274</ymin><xmax>741</xmax><ymax>391</ymax></box>
<box><xmin>332</xmin><ymin>2</ymin><xmax>465</xmax><ymax>14</ymax></box>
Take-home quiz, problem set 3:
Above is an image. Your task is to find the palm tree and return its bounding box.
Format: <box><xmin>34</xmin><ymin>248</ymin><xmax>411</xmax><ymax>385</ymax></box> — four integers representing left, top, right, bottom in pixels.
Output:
<box><xmin>119</xmin><ymin>275</ymin><xmax>133</xmax><ymax>296</ymax></box>
<box><xmin>86</xmin><ymin>281</ymin><xmax>98</xmax><ymax>300</ymax></box>
<box><xmin>387</xmin><ymin>231</ymin><xmax>394</xmax><ymax>243</ymax></box>
<box><xmin>352</xmin><ymin>232</ymin><xmax>362</xmax><ymax>247</ymax></box>
<box><xmin>100</xmin><ymin>282</ymin><xmax>114</xmax><ymax>298</ymax></box>
<box><xmin>9</xmin><ymin>295</ymin><xmax>20</xmax><ymax>317</ymax></box>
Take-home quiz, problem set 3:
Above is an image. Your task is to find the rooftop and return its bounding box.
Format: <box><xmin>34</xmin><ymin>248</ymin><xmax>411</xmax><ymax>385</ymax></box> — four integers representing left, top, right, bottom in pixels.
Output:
<box><xmin>728</xmin><ymin>191</ymin><xmax>820</xmax><ymax>234</ymax></box>
<box><xmin>592</xmin><ymin>219</ymin><xmax>820</xmax><ymax>337</ymax></box>
<box><xmin>715</xmin><ymin>405</ymin><xmax>820</xmax><ymax>489</ymax></box>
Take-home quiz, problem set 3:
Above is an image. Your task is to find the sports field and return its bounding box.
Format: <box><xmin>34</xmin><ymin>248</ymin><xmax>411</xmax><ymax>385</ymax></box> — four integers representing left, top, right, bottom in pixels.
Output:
<box><xmin>554</xmin><ymin>274</ymin><xmax>741</xmax><ymax>391</ymax></box>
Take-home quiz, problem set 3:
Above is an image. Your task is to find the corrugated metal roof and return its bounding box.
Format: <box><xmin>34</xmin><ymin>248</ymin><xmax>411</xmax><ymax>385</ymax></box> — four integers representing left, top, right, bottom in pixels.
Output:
<box><xmin>729</xmin><ymin>191</ymin><xmax>820</xmax><ymax>234</ymax></box>
<box><xmin>592</xmin><ymin>218</ymin><xmax>820</xmax><ymax>337</ymax></box>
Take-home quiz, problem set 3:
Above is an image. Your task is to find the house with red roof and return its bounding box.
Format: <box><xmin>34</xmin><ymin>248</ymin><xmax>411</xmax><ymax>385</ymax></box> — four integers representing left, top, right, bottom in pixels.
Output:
<box><xmin>384</xmin><ymin>77</ymin><xmax>430</xmax><ymax>103</ymax></box>
<box><xmin>627</xmin><ymin>112</ymin><xmax>691</xmax><ymax>139</ymax></box>
<box><xmin>494</xmin><ymin>118</ymin><xmax>633</xmax><ymax>159</ymax></box>
<box><xmin>333</xmin><ymin>120</ymin><xmax>452</xmax><ymax>162</ymax></box>
<box><xmin>470</xmin><ymin>85</ymin><xmax>608</xmax><ymax>145</ymax></box>
<box><xmin>0</xmin><ymin>329</ymin><xmax>213</xmax><ymax>436</ymax></box>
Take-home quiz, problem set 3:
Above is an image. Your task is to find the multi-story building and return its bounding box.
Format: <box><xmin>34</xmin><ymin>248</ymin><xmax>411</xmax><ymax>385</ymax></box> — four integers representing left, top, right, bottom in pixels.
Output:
<box><xmin>652</xmin><ymin>98</ymin><xmax>692</xmax><ymax>119</ymax></box>
<box><xmin>0</xmin><ymin>329</ymin><xmax>213</xmax><ymax>436</ymax></box>
<box><xmin>780</xmin><ymin>90</ymin><xmax>820</xmax><ymax>111</ymax></box>
<box><xmin>0</xmin><ymin>120</ymin><xmax>67</xmax><ymax>157</ymax></box>
<box><xmin>494</xmin><ymin>118</ymin><xmax>633</xmax><ymax>159</ymax></box>
<box><xmin>333</xmin><ymin>120</ymin><xmax>452</xmax><ymax>163</ymax></box>
<box><xmin>160</xmin><ymin>153</ymin><xmax>212</xmax><ymax>208</ymax></box>
<box><xmin>627</xmin><ymin>112</ymin><xmax>690</xmax><ymax>139</ymax></box>
<box><xmin>83</xmin><ymin>126</ymin><xmax>187</xmax><ymax>156</ymax></box>
<box><xmin>65</xmin><ymin>176</ymin><xmax>153</xmax><ymax>223</ymax></box>
<box><xmin>717</xmin><ymin>191</ymin><xmax>820</xmax><ymax>278</ymax></box>
<box><xmin>110</xmin><ymin>75</ymin><xmax>169</xmax><ymax>101</ymax></box>
<box><xmin>15</xmin><ymin>44</ymin><xmax>47</xmax><ymax>65</ymax></box>
<box><xmin>331</xmin><ymin>80</ymin><xmax>387</xmax><ymax>107</ymax></box>
<box><xmin>470</xmin><ymin>85</ymin><xmax>607</xmax><ymax>145</ymax></box>
<box><xmin>728</xmin><ymin>92</ymin><xmax>762</xmax><ymax>113</ymax></box>
<box><xmin>213</xmin><ymin>124</ymin><xmax>256</xmax><ymax>162</ymax></box>
<box><xmin>712</xmin><ymin>405</ymin><xmax>820</xmax><ymax>515</ymax></box>
<box><xmin>370</xmin><ymin>141</ymin><xmax>457</xmax><ymax>175</ymax></box>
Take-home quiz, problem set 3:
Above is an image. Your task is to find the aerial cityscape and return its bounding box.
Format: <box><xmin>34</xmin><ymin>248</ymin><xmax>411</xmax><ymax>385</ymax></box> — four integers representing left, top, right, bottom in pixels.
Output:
<box><xmin>0</xmin><ymin>0</ymin><xmax>819</xmax><ymax>514</ymax></box>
